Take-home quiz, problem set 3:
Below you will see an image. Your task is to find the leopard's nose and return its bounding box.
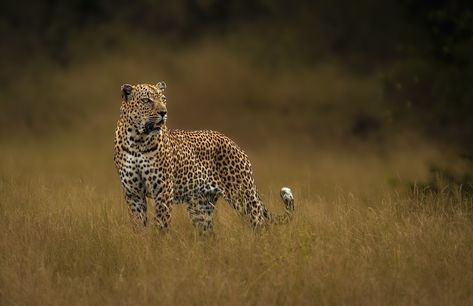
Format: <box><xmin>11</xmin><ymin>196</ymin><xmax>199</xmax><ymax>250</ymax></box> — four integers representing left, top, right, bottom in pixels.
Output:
<box><xmin>158</xmin><ymin>111</ymin><xmax>167</xmax><ymax>118</ymax></box>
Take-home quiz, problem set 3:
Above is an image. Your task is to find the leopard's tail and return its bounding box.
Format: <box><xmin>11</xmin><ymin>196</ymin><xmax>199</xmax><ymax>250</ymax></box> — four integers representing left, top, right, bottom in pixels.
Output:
<box><xmin>262</xmin><ymin>187</ymin><xmax>295</xmax><ymax>225</ymax></box>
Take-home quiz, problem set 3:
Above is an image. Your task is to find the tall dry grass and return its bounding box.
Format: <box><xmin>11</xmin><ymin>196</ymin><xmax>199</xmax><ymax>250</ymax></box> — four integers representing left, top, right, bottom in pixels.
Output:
<box><xmin>1</xmin><ymin>136</ymin><xmax>472</xmax><ymax>306</ymax></box>
<box><xmin>1</xmin><ymin>32</ymin><xmax>472</xmax><ymax>305</ymax></box>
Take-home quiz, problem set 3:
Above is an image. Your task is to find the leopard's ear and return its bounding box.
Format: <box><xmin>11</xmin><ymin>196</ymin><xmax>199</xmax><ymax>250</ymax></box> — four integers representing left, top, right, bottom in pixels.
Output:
<box><xmin>121</xmin><ymin>84</ymin><xmax>133</xmax><ymax>102</ymax></box>
<box><xmin>156</xmin><ymin>81</ymin><xmax>167</xmax><ymax>92</ymax></box>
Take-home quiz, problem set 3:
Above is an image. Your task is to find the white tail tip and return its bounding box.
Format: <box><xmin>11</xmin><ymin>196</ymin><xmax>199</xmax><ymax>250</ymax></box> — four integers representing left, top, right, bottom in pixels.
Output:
<box><xmin>280</xmin><ymin>187</ymin><xmax>294</xmax><ymax>202</ymax></box>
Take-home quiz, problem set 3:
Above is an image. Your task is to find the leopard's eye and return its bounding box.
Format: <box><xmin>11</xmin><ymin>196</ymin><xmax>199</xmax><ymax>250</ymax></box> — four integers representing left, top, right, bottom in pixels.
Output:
<box><xmin>141</xmin><ymin>98</ymin><xmax>152</xmax><ymax>103</ymax></box>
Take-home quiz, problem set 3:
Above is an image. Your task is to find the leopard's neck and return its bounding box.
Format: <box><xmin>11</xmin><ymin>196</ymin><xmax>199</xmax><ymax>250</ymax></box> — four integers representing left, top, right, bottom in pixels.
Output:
<box><xmin>116</xmin><ymin>120</ymin><xmax>169</xmax><ymax>154</ymax></box>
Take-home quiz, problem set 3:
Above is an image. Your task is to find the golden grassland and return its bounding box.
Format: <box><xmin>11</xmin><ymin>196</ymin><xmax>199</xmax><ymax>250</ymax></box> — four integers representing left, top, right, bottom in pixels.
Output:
<box><xmin>1</xmin><ymin>37</ymin><xmax>473</xmax><ymax>305</ymax></box>
<box><xmin>1</xmin><ymin>134</ymin><xmax>472</xmax><ymax>306</ymax></box>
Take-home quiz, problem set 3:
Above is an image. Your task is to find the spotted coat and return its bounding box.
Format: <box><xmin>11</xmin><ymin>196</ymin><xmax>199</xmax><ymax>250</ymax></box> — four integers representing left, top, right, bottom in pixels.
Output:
<box><xmin>114</xmin><ymin>82</ymin><xmax>294</xmax><ymax>232</ymax></box>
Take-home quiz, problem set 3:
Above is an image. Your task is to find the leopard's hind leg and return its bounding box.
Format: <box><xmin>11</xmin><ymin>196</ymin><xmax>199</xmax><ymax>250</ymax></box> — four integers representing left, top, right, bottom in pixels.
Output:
<box><xmin>222</xmin><ymin>180</ymin><xmax>265</xmax><ymax>228</ymax></box>
<box><xmin>186</xmin><ymin>190</ymin><xmax>220</xmax><ymax>234</ymax></box>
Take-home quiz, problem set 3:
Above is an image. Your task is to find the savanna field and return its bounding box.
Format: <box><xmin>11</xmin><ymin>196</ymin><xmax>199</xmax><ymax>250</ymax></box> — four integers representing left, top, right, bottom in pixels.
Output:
<box><xmin>1</xmin><ymin>36</ymin><xmax>473</xmax><ymax>305</ymax></box>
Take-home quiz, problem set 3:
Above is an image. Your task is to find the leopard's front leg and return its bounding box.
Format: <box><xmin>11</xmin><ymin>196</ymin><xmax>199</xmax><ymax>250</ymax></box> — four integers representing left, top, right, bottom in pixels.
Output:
<box><xmin>150</xmin><ymin>171</ymin><xmax>173</xmax><ymax>231</ymax></box>
<box><xmin>124</xmin><ymin>191</ymin><xmax>148</xmax><ymax>227</ymax></box>
<box><xmin>117</xmin><ymin>164</ymin><xmax>148</xmax><ymax>227</ymax></box>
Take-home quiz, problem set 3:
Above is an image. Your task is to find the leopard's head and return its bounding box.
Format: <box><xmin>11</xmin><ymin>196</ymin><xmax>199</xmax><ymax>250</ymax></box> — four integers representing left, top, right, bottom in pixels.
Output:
<box><xmin>120</xmin><ymin>82</ymin><xmax>168</xmax><ymax>135</ymax></box>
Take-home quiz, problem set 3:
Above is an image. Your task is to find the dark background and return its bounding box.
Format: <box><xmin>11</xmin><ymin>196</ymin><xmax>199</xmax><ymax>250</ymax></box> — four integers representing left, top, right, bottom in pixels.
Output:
<box><xmin>1</xmin><ymin>3</ymin><xmax>473</xmax><ymax>304</ymax></box>
<box><xmin>1</xmin><ymin>0</ymin><xmax>472</xmax><ymax>159</ymax></box>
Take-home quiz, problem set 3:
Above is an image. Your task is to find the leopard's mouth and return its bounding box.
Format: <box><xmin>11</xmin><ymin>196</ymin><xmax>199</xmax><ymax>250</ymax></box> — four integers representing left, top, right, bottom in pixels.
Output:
<box><xmin>144</xmin><ymin>120</ymin><xmax>164</xmax><ymax>134</ymax></box>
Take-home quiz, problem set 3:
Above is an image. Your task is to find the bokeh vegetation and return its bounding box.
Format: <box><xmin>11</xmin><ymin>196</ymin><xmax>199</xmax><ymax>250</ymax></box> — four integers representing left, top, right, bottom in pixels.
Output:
<box><xmin>1</xmin><ymin>1</ymin><xmax>473</xmax><ymax>305</ymax></box>
<box><xmin>1</xmin><ymin>1</ymin><xmax>472</xmax><ymax>149</ymax></box>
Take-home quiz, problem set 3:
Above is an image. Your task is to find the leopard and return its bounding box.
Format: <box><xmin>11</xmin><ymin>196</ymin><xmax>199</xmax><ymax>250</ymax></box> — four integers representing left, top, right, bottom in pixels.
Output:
<box><xmin>114</xmin><ymin>82</ymin><xmax>295</xmax><ymax>233</ymax></box>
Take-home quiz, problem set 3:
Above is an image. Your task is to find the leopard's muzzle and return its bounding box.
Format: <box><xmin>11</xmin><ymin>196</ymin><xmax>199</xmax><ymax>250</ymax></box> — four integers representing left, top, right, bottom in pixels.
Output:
<box><xmin>144</xmin><ymin>112</ymin><xmax>167</xmax><ymax>135</ymax></box>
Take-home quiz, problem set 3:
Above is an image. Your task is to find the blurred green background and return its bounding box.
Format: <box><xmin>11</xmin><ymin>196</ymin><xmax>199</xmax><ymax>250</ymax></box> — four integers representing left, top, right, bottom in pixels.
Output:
<box><xmin>0</xmin><ymin>0</ymin><xmax>472</xmax><ymax>157</ymax></box>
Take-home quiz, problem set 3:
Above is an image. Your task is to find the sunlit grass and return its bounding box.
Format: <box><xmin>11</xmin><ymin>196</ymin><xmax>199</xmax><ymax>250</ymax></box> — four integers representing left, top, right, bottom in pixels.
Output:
<box><xmin>1</xmin><ymin>138</ymin><xmax>472</xmax><ymax>306</ymax></box>
<box><xmin>0</xmin><ymin>31</ymin><xmax>470</xmax><ymax>305</ymax></box>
